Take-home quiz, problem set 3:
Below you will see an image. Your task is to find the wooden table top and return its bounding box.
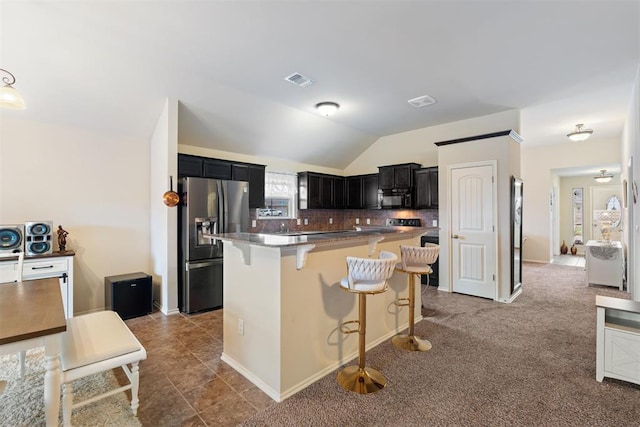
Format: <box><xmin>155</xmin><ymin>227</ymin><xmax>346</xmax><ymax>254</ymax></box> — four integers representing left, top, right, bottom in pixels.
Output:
<box><xmin>0</xmin><ymin>277</ymin><xmax>67</xmax><ymax>345</ymax></box>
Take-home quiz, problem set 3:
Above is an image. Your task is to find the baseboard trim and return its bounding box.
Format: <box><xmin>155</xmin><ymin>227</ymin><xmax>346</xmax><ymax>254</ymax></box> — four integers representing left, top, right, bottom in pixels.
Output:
<box><xmin>221</xmin><ymin>317</ymin><xmax>422</xmax><ymax>402</ymax></box>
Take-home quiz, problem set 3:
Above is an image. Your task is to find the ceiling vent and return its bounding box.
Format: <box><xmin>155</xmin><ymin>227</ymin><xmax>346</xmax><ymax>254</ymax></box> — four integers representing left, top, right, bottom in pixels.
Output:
<box><xmin>408</xmin><ymin>95</ymin><xmax>437</xmax><ymax>108</ymax></box>
<box><xmin>284</xmin><ymin>72</ymin><xmax>315</xmax><ymax>87</ymax></box>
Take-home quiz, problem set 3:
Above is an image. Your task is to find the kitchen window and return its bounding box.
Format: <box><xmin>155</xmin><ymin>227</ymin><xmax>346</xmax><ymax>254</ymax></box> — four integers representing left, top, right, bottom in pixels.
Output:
<box><xmin>259</xmin><ymin>171</ymin><xmax>298</xmax><ymax>219</ymax></box>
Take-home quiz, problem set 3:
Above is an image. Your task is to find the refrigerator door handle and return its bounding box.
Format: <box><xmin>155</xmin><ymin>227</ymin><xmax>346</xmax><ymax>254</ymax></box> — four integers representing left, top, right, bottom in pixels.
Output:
<box><xmin>186</xmin><ymin>260</ymin><xmax>221</xmax><ymax>270</ymax></box>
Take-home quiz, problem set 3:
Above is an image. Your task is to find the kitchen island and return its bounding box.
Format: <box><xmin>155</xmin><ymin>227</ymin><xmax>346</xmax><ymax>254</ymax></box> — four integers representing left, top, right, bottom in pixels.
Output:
<box><xmin>207</xmin><ymin>227</ymin><xmax>431</xmax><ymax>401</ymax></box>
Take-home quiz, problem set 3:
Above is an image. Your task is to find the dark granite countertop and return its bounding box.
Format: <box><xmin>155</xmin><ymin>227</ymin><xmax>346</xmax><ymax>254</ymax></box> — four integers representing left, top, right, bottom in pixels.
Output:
<box><xmin>204</xmin><ymin>227</ymin><xmax>437</xmax><ymax>248</ymax></box>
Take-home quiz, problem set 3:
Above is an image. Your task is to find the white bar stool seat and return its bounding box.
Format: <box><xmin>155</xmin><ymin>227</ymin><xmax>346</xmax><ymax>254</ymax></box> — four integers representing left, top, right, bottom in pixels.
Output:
<box><xmin>337</xmin><ymin>250</ymin><xmax>397</xmax><ymax>394</ymax></box>
<box><xmin>60</xmin><ymin>310</ymin><xmax>146</xmax><ymax>427</ymax></box>
<box><xmin>393</xmin><ymin>244</ymin><xmax>439</xmax><ymax>352</ymax></box>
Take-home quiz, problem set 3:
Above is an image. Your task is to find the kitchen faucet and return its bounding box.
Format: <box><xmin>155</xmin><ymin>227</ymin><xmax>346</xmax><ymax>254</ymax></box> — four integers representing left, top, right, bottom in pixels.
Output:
<box><xmin>279</xmin><ymin>222</ymin><xmax>289</xmax><ymax>233</ymax></box>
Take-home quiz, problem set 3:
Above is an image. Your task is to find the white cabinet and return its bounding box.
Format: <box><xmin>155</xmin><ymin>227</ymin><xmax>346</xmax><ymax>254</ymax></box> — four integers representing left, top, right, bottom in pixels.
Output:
<box><xmin>0</xmin><ymin>252</ymin><xmax>74</xmax><ymax>318</ymax></box>
<box><xmin>585</xmin><ymin>240</ymin><xmax>624</xmax><ymax>290</ymax></box>
<box><xmin>596</xmin><ymin>295</ymin><xmax>640</xmax><ymax>386</ymax></box>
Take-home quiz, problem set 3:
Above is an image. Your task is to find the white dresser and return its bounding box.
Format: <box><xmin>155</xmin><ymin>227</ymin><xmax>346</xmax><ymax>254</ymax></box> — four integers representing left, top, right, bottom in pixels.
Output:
<box><xmin>596</xmin><ymin>295</ymin><xmax>640</xmax><ymax>386</ymax></box>
<box><xmin>0</xmin><ymin>251</ymin><xmax>75</xmax><ymax>318</ymax></box>
<box><xmin>585</xmin><ymin>240</ymin><xmax>624</xmax><ymax>290</ymax></box>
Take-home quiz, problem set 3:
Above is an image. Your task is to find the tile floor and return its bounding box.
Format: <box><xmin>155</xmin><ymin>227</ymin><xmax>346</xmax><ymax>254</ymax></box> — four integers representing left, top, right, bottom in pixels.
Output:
<box><xmin>122</xmin><ymin>309</ymin><xmax>275</xmax><ymax>426</ymax></box>
<box><xmin>551</xmin><ymin>254</ymin><xmax>586</xmax><ymax>268</ymax></box>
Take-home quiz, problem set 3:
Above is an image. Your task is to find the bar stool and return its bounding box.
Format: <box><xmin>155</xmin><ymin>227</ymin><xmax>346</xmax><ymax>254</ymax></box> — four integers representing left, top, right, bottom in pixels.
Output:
<box><xmin>392</xmin><ymin>244</ymin><xmax>439</xmax><ymax>352</ymax></box>
<box><xmin>337</xmin><ymin>250</ymin><xmax>398</xmax><ymax>394</ymax></box>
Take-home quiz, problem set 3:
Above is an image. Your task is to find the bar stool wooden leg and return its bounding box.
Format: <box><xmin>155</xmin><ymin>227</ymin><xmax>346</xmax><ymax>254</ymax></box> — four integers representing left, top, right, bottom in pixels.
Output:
<box><xmin>392</xmin><ymin>273</ymin><xmax>432</xmax><ymax>351</ymax></box>
<box><xmin>337</xmin><ymin>293</ymin><xmax>387</xmax><ymax>393</ymax></box>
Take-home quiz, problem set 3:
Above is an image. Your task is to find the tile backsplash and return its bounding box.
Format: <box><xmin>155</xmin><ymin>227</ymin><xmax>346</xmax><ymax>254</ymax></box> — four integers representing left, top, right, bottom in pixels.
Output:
<box><xmin>250</xmin><ymin>209</ymin><xmax>438</xmax><ymax>233</ymax></box>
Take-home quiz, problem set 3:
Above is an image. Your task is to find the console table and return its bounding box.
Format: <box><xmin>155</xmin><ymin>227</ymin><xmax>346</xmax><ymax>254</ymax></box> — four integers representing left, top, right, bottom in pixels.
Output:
<box><xmin>585</xmin><ymin>240</ymin><xmax>624</xmax><ymax>290</ymax></box>
<box><xmin>596</xmin><ymin>295</ymin><xmax>640</xmax><ymax>386</ymax></box>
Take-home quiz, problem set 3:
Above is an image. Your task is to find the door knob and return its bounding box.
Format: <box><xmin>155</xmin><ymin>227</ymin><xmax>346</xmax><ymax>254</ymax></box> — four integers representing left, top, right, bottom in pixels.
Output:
<box><xmin>452</xmin><ymin>234</ymin><xmax>460</xmax><ymax>239</ymax></box>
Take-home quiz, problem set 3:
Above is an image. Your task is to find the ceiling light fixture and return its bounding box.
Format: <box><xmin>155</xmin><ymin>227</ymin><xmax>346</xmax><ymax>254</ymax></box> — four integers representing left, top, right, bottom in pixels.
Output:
<box><xmin>594</xmin><ymin>169</ymin><xmax>614</xmax><ymax>183</ymax></box>
<box><xmin>0</xmin><ymin>68</ymin><xmax>26</xmax><ymax>109</ymax></box>
<box><xmin>315</xmin><ymin>102</ymin><xmax>339</xmax><ymax>117</ymax></box>
<box><xmin>567</xmin><ymin>123</ymin><xmax>593</xmax><ymax>142</ymax></box>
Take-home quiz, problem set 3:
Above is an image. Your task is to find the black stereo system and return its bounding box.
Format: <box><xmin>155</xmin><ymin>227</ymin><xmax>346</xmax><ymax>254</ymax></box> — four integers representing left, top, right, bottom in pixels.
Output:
<box><xmin>25</xmin><ymin>221</ymin><xmax>53</xmax><ymax>255</ymax></box>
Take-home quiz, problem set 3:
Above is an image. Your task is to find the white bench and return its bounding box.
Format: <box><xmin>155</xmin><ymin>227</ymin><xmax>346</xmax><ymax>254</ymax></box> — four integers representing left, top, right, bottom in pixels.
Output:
<box><xmin>60</xmin><ymin>310</ymin><xmax>147</xmax><ymax>426</ymax></box>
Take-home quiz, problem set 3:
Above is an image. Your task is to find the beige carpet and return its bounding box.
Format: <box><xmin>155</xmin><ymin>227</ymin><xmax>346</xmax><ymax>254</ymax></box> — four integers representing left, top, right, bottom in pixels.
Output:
<box><xmin>241</xmin><ymin>262</ymin><xmax>640</xmax><ymax>426</ymax></box>
<box><xmin>0</xmin><ymin>348</ymin><xmax>141</xmax><ymax>426</ymax></box>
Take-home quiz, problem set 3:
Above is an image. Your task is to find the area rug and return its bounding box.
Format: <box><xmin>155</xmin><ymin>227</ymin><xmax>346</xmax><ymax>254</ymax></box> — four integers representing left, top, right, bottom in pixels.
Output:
<box><xmin>0</xmin><ymin>347</ymin><xmax>141</xmax><ymax>426</ymax></box>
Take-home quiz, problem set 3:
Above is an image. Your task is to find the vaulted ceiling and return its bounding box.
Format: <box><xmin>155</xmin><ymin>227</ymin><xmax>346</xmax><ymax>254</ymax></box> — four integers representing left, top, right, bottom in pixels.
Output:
<box><xmin>2</xmin><ymin>1</ymin><xmax>638</xmax><ymax>169</ymax></box>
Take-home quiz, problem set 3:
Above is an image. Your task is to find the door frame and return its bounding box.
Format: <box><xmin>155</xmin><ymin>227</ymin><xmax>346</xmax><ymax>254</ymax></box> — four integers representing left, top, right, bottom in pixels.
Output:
<box><xmin>447</xmin><ymin>160</ymin><xmax>499</xmax><ymax>300</ymax></box>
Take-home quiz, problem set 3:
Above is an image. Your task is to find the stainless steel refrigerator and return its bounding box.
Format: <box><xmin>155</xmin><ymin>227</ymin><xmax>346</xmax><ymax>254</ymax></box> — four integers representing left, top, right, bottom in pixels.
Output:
<box><xmin>179</xmin><ymin>177</ymin><xmax>249</xmax><ymax>313</ymax></box>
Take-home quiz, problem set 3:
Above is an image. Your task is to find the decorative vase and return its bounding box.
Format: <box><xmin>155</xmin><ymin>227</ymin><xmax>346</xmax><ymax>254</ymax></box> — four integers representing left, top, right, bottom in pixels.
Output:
<box><xmin>570</xmin><ymin>244</ymin><xmax>577</xmax><ymax>255</ymax></box>
<box><xmin>560</xmin><ymin>240</ymin><xmax>568</xmax><ymax>255</ymax></box>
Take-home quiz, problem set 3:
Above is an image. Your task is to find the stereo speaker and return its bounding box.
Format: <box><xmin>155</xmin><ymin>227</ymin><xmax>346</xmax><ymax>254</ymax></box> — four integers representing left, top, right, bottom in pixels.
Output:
<box><xmin>25</xmin><ymin>221</ymin><xmax>53</xmax><ymax>256</ymax></box>
<box><xmin>0</xmin><ymin>224</ymin><xmax>24</xmax><ymax>254</ymax></box>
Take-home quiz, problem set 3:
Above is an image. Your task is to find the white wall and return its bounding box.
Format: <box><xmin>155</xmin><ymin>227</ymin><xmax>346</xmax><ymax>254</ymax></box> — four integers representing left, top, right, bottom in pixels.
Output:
<box><xmin>150</xmin><ymin>99</ymin><xmax>179</xmax><ymax>314</ymax></box>
<box><xmin>558</xmin><ymin>175</ymin><xmax>621</xmax><ymax>255</ymax></box>
<box><xmin>179</xmin><ymin>145</ymin><xmax>344</xmax><ymax>176</ymax></box>
<box><xmin>521</xmin><ymin>138</ymin><xmax>622</xmax><ymax>263</ymax></box>
<box><xmin>437</xmin><ymin>133</ymin><xmax>521</xmax><ymax>302</ymax></box>
<box><xmin>0</xmin><ymin>117</ymin><xmax>151</xmax><ymax>314</ymax></box>
<box><xmin>344</xmin><ymin>109</ymin><xmax>521</xmax><ymax>175</ymax></box>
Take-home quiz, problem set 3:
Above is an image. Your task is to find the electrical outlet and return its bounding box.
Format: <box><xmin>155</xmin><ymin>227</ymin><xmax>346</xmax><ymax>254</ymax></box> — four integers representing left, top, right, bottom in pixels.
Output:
<box><xmin>329</xmin><ymin>218</ymin><xmax>333</xmax><ymax>224</ymax></box>
<box><xmin>251</xmin><ymin>220</ymin><xmax>257</xmax><ymax>228</ymax></box>
<box><xmin>432</xmin><ymin>219</ymin><xmax>438</xmax><ymax>227</ymax></box>
<box><xmin>238</xmin><ymin>319</ymin><xmax>244</xmax><ymax>336</ymax></box>
<box><xmin>366</xmin><ymin>218</ymin><xmax>371</xmax><ymax>225</ymax></box>
<box><xmin>296</xmin><ymin>218</ymin><xmax>301</xmax><ymax>226</ymax></box>
<box><xmin>355</xmin><ymin>218</ymin><xmax>360</xmax><ymax>225</ymax></box>
<box><xmin>304</xmin><ymin>218</ymin><xmax>309</xmax><ymax>225</ymax></box>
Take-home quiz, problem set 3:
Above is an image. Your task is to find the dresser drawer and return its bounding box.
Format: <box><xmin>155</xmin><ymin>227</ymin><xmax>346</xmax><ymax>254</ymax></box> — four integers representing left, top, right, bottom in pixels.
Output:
<box><xmin>23</xmin><ymin>258</ymin><xmax>69</xmax><ymax>279</ymax></box>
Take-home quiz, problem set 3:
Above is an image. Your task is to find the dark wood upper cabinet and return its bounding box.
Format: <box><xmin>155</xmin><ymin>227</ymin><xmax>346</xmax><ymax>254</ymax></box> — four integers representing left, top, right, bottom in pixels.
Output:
<box><xmin>362</xmin><ymin>174</ymin><xmax>379</xmax><ymax>209</ymax></box>
<box><xmin>247</xmin><ymin>165</ymin><xmax>265</xmax><ymax>209</ymax></box>
<box><xmin>177</xmin><ymin>154</ymin><xmax>203</xmax><ymax>178</ymax></box>
<box><xmin>414</xmin><ymin>167</ymin><xmax>438</xmax><ymax>209</ymax></box>
<box><xmin>203</xmin><ymin>158</ymin><xmax>232</xmax><ymax>179</ymax></box>
<box><xmin>333</xmin><ymin>177</ymin><xmax>346</xmax><ymax>209</ymax></box>
<box><xmin>346</xmin><ymin>176</ymin><xmax>364</xmax><ymax>209</ymax></box>
<box><xmin>177</xmin><ymin>154</ymin><xmax>265</xmax><ymax>208</ymax></box>
<box><xmin>231</xmin><ymin>164</ymin><xmax>250</xmax><ymax>182</ymax></box>
<box><xmin>298</xmin><ymin>172</ymin><xmax>345</xmax><ymax>209</ymax></box>
<box><xmin>346</xmin><ymin>174</ymin><xmax>379</xmax><ymax>209</ymax></box>
<box><xmin>378</xmin><ymin>163</ymin><xmax>421</xmax><ymax>190</ymax></box>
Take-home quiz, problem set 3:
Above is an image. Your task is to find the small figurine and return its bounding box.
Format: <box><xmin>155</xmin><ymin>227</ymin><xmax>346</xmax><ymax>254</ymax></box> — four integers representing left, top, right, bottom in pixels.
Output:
<box><xmin>57</xmin><ymin>225</ymin><xmax>69</xmax><ymax>252</ymax></box>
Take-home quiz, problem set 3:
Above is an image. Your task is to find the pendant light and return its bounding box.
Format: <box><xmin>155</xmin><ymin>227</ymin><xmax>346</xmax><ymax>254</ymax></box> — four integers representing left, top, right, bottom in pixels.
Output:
<box><xmin>567</xmin><ymin>124</ymin><xmax>593</xmax><ymax>142</ymax></box>
<box><xmin>594</xmin><ymin>169</ymin><xmax>613</xmax><ymax>183</ymax></box>
<box><xmin>0</xmin><ymin>68</ymin><xmax>26</xmax><ymax>109</ymax></box>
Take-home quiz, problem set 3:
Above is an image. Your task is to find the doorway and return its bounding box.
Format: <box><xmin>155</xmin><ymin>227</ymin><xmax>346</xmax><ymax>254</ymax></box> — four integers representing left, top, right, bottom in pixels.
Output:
<box><xmin>450</xmin><ymin>162</ymin><xmax>497</xmax><ymax>299</ymax></box>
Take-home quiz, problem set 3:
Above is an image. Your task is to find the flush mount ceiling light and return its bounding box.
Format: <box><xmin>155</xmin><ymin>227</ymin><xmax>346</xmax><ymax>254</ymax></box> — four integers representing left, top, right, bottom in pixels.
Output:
<box><xmin>594</xmin><ymin>169</ymin><xmax>614</xmax><ymax>183</ymax></box>
<box><xmin>567</xmin><ymin>123</ymin><xmax>593</xmax><ymax>142</ymax></box>
<box><xmin>315</xmin><ymin>102</ymin><xmax>339</xmax><ymax>117</ymax></box>
<box><xmin>0</xmin><ymin>68</ymin><xmax>25</xmax><ymax>109</ymax></box>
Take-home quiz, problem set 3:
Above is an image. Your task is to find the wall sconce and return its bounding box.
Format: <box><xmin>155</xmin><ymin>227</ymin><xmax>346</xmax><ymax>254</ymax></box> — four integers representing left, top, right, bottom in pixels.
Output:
<box><xmin>594</xmin><ymin>169</ymin><xmax>613</xmax><ymax>184</ymax></box>
<box><xmin>0</xmin><ymin>68</ymin><xmax>26</xmax><ymax>109</ymax></box>
<box><xmin>315</xmin><ymin>102</ymin><xmax>339</xmax><ymax>117</ymax></box>
<box><xmin>567</xmin><ymin>123</ymin><xmax>593</xmax><ymax>142</ymax></box>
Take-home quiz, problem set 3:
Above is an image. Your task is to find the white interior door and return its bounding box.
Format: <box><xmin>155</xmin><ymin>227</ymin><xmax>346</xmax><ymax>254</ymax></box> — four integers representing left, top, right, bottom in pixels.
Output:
<box><xmin>450</xmin><ymin>163</ymin><xmax>496</xmax><ymax>299</ymax></box>
<box><xmin>591</xmin><ymin>185</ymin><xmax>623</xmax><ymax>242</ymax></box>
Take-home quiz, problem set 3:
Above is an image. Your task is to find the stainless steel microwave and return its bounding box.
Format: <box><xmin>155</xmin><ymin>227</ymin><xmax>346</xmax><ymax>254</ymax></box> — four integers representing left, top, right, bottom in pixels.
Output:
<box><xmin>378</xmin><ymin>191</ymin><xmax>412</xmax><ymax>209</ymax></box>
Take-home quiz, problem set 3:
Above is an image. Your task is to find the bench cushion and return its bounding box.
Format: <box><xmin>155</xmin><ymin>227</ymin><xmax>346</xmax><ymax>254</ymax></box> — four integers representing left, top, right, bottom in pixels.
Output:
<box><xmin>61</xmin><ymin>310</ymin><xmax>142</xmax><ymax>371</ymax></box>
